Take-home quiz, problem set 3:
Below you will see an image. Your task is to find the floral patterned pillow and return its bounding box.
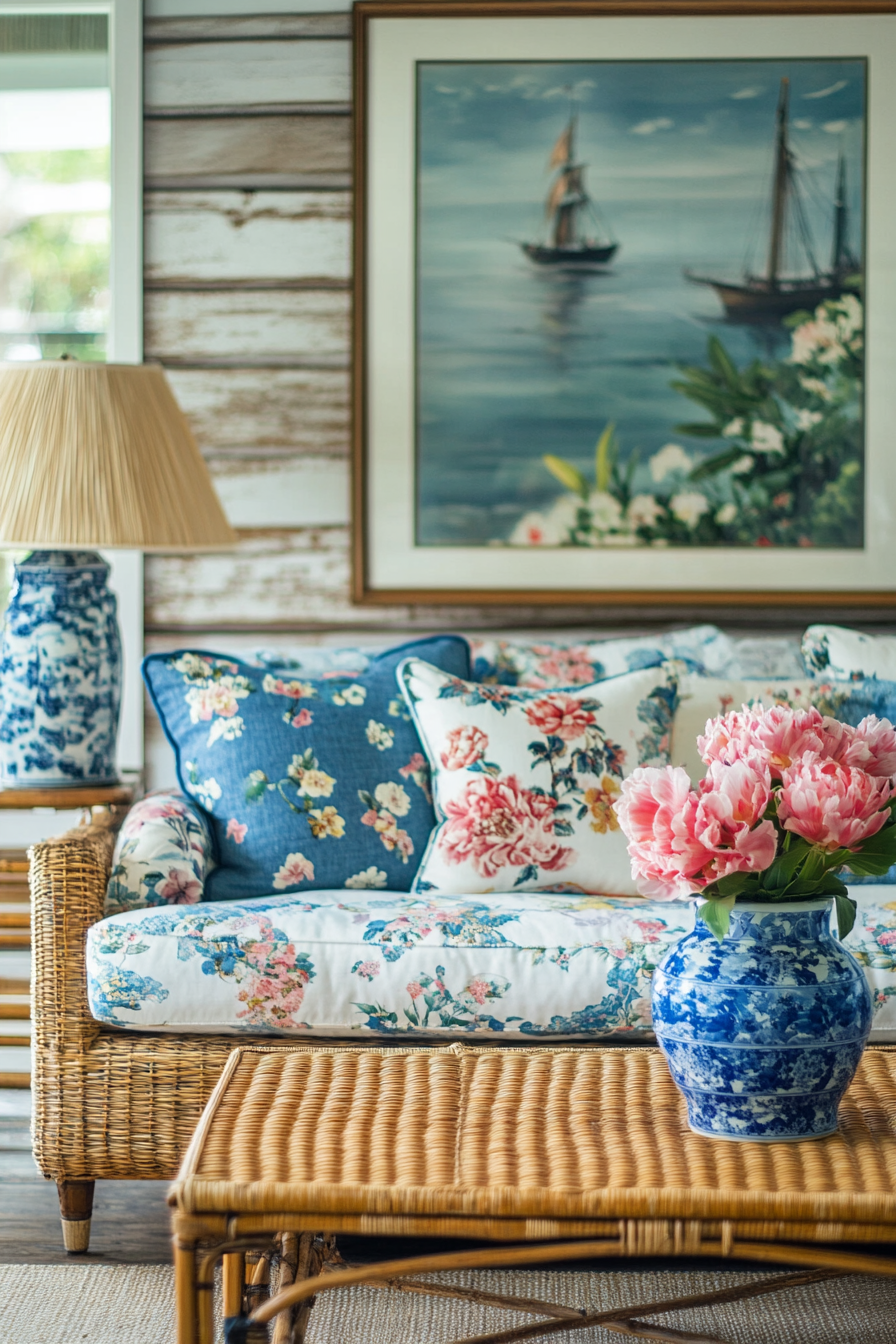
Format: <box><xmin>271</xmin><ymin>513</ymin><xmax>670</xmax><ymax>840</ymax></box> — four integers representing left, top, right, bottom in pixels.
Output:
<box><xmin>105</xmin><ymin>790</ymin><xmax>214</xmax><ymax>915</ymax></box>
<box><xmin>142</xmin><ymin>636</ymin><xmax>471</xmax><ymax>902</ymax></box>
<box><xmin>803</xmin><ymin>625</ymin><xmax>896</xmax><ymax>682</ymax></box>
<box><xmin>469</xmin><ymin>625</ymin><xmax>729</xmax><ymax>687</ymax></box>
<box><xmin>399</xmin><ymin>659</ymin><xmax>679</xmax><ymax>897</ymax></box>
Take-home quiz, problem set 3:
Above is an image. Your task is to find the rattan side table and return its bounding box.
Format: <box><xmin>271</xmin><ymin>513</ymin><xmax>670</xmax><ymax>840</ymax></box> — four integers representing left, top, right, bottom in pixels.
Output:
<box><xmin>169</xmin><ymin>1042</ymin><xmax>896</xmax><ymax>1344</ymax></box>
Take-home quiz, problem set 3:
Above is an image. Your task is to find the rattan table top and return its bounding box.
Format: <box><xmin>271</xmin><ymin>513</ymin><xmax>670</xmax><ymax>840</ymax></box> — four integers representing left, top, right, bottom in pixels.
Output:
<box><xmin>170</xmin><ymin>1043</ymin><xmax>896</xmax><ymax>1233</ymax></box>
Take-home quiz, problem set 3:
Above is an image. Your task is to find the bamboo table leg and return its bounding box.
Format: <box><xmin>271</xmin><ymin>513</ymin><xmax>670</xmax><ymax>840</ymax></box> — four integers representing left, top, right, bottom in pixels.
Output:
<box><xmin>223</xmin><ymin>1253</ymin><xmax>246</xmax><ymax>1321</ymax></box>
<box><xmin>174</xmin><ymin>1239</ymin><xmax>201</xmax><ymax>1344</ymax></box>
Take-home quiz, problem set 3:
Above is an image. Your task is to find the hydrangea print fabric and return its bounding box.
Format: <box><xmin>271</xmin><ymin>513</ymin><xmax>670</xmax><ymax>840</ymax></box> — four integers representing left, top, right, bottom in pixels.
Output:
<box><xmin>468</xmin><ymin>625</ymin><xmax>729</xmax><ymax>688</ymax></box>
<box><xmin>803</xmin><ymin>625</ymin><xmax>896</xmax><ymax>682</ymax></box>
<box><xmin>399</xmin><ymin>660</ymin><xmax>679</xmax><ymax>897</ymax></box>
<box><xmin>142</xmin><ymin>636</ymin><xmax>470</xmax><ymax>901</ymax></box>
<box><xmin>105</xmin><ymin>790</ymin><xmax>214</xmax><ymax>915</ymax></box>
<box><xmin>84</xmin><ymin>885</ymin><xmax>896</xmax><ymax>1041</ymax></box>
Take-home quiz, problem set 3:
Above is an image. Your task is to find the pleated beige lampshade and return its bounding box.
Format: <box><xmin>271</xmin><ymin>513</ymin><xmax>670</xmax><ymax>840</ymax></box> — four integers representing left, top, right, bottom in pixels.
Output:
<box><xmin>0</xmin><ymin>360</ymin><xmax>237</xmax><ymax>550</ymax></box>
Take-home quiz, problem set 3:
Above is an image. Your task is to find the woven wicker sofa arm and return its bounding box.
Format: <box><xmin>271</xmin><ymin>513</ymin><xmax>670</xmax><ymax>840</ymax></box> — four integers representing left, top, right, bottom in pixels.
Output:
<box><xmin>30</xmin><ymin>817</ymin><xmax>119</xmax><ymax>1051</ymax></box>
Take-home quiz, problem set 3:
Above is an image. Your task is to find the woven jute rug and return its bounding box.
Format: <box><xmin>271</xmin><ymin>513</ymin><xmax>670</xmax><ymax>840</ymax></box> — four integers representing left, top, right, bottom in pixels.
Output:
<box><xmin>2</xmin><ymin>1262</ymin><xmax>896</xmax><ymax>1343</ymax></box>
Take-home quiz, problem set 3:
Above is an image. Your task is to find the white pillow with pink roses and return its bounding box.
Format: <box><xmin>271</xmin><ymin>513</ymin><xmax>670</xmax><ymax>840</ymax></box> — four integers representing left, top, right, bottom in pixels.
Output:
<box><xmin>397</xmin><ymin>658</ymin><xmax>679</xmax><ymax>897</ymax></box>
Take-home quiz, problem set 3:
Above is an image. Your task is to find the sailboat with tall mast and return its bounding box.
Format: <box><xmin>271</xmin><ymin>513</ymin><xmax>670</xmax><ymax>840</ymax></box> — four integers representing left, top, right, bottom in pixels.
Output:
<box><xmin>686</xmin><ymin>77</ymin><xmax>861</xmax><ymax>321</ymax></box>
<box><xmin>521</xmin><ymin>112</ymin><xmax>618</xmax><ymax>267</ymax></box>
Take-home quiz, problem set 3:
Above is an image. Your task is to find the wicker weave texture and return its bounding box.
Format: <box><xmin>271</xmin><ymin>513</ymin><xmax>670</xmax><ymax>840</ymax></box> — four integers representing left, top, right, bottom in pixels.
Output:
<box><xmin>30</xmin><ymin>824</ymin><xmax>238</xmax><ymax>1182</ymax></box>
<box><xmin>172</xmin><ymin>1045</ymin><xmax>896</xmax><ymax>1233</ymax></box>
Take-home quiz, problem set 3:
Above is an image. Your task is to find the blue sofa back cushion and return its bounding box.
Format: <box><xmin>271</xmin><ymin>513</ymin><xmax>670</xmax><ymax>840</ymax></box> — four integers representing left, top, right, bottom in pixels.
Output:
<box><xmin>142</xmin><ymin>636</ymin><xmax>471</xmax><ymax>901</ymax></box>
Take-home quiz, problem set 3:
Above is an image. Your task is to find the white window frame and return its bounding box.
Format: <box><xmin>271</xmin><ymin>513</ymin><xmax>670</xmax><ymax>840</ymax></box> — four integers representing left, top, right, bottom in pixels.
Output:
<box><xmin>0</xmin><ymin>0</ymin><xmax>144</xmax><ymax>778</ymax></box>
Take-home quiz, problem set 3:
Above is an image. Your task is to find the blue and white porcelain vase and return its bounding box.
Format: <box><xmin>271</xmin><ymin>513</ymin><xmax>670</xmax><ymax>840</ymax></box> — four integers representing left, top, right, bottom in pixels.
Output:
<box><xmin>0</xmin><ymin>551</ymin><xmax>121</xmax><ymax>787</ymax></box>
<box><xmin>652</xmin><ymin>899</ymin><xmax>872</xmax><ymax>1141</ymax></box>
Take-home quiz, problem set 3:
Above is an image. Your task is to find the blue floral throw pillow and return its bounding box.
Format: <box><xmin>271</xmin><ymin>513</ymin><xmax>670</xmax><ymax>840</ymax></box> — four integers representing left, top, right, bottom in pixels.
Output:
<box><xmin>142</xmin><ymin>636</ymin><xmax>471</xmax><ymax>901</ymax></box>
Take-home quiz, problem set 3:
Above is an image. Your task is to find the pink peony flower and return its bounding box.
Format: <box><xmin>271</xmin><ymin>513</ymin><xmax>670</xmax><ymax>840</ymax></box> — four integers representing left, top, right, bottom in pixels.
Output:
<box><xmin>226</xmin><ymin>818</ymin><xmax>248</xmax><ymax>844</ymax></box>
<box><xmin>838</xmin><ymin>715</ymin><xmax>896</xmax><ymax>779</ymax></box>
<box><xmin>155</xmin><ymin>866</ymin><xmax>202</xmax><ymax>905</ymax></box>
<box><xmin>777</xmin><ymin>758</ymin><xmax>893</xmax><ymax>851</ymax></box>
<box><xmin>615</xmin><ymin>763</ymin><xmax>777</xmax><ymax>901</ymax></box>
<box><xmin>699</xmin><ymin>704</ymin><xmax>827</xmax><ymax>779</ymax></box>
<box><xmin>525</xmin><ymin>693</ymin><xmax>596</xmax><ymax>742</ymax></box>
<box><xmin>438</xmin><ymin>773</ymin><xmax>574</xmax><ymax>879</ymax></box>
<box><xmin>440</xmin><ymin>724</ymin><xmax>489</xmax><ymax>770</ymax></box>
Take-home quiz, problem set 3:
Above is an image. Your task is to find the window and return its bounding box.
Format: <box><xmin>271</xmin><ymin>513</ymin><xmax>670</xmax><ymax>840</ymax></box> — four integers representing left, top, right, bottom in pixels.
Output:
<box><xmin>0</xmin><ymin>12</ymin><xmax>110</xmax><ymax>362</ymax></box>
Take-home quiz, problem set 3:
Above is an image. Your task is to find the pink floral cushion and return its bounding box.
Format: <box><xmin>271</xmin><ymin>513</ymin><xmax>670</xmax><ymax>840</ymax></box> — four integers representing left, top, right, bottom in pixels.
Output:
<box><xmin>105</xmin><ymin>790</ymin><xmax>214</xmax><ymax>915</ymax></box>
<box><xmin>398</xmin><ymin>659</ymin><xmax>679</xmax><ymax>897</ymax></box>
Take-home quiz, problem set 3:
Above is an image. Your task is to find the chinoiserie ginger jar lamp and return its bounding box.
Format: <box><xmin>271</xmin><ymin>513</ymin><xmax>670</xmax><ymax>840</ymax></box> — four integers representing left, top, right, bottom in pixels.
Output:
<box><xmin>0</xmin><ymin>360</ymin><xmax>237</xmax><ymax>787</ymax></box>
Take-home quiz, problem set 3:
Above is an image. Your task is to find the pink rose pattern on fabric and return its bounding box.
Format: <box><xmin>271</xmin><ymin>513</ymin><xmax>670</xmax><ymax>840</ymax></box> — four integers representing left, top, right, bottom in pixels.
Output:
<box><xmin>441</xmin><ymin>724</ymin><xmax>489</xmax><ymax>770</ymax></box>
<box><xmin>226</xmin><ymin>818</ymin><xmax>248</xmax><ymax>844</ymax></box>
<box><xmin>525</xmin><ymin>694</ymin><xmax>597</xmax><ymax>742</ymax></box>
<box><xmin>438</xmin><ymin>773</ymin><xmax>574</xmax><ymax>880</ymax></box>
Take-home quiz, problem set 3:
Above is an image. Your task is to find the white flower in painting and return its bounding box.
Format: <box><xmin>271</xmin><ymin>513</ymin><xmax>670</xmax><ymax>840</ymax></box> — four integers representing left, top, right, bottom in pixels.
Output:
<box><xmin>345</xmin><ymin>867</ymin><xmax>388</xmax><ymax>890</ymax></box>
<box><xmin>670</xmin><ymin>491</ymin><xmax>710</xmax><ymax>528</ymax></box>
<box><xmin>331</xmin><ymin>683</ymin><xmax>367</xmax><ymax>706</ymax></box>
<box><xmin>366</xmin><ymin>720</ymin><xmax>395</xmax><ymax>751</ymax></box>
<box><xmin>750</xmin><ymin>421</ymin><xmax>785</xmax><ymax>455</ymax></box>
<box><xmin>587</xmin><ymin>490</ymin><xmax>625</xmax><ymax>534</ymax></box>
<box><xmin>731</xmin><ymin>455</ymin><xmax>755</xmax><ymax>476</ymax></box>
<box><xmin>795</xmin><ymin>409</ymin><xmax>824</xmax><ymax>431</ymax></box>
<box><xmin>649</xmin><ymin>443</ymin><xmax>692</xmax><ymax>482</ymax></box>
<box><xmin>799</xmin><ymin>375</ymin><xmax>832</xmax><ymax>402</ymax></box>
<box><xmin>510</xmin><ymin>511</ymin><xmax>562</xmax><ymax>546</ymax></box>
<box><xmin>790</xmin><ymin>315</ymin><xmax>846</xmax><ymax>367</ymax></box>
<box><xmin>627</xmin><ymin>494</ymin><xmax>664</xmax><ymax>529</ymax></box>
<box><xmin>374</xmin><ymin>781</ymin><xmax>411</xmax><ymax>817</ymax></box>
<box><xmin>723</xmin><ymin>418</ymin><xmax>746</xmax><ymax>439</ymax></box>
<box><xmin>834</xmin><ymin>293</ymin><xmax>862</xmax><ymax>342</ymax></box>
<box><xmin>207</xmin><ymin>715</ymin><xmax>244</xmax><ymax>747</ymax></box>
<box><xmin>715</xmin><ymin>503</ymin><xmax>738</xmax><ymax>526</ymax></box>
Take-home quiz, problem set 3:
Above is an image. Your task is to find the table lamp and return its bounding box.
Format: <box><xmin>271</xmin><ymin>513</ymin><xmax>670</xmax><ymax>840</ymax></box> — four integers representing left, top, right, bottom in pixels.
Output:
<box><xmin>0</xmin><ymin>360</ymin><xmax>237</xmax><ymax>788</ymax></box>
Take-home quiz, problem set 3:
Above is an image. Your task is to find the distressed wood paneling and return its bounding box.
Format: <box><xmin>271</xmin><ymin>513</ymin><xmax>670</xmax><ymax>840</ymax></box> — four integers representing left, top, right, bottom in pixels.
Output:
<box><xmin>144</xmin><ymin>15</ymin><xmax>351</xmax><ymax>43</ymax></box>
<box><xmin>145</xmin><ymin>289</ymin><xmax>349</xmax><ymax>364</ymax></box>
<box><xmin>208</xmin><ymin>455</ymin><xmax>349</xmax><ymax>527</ymax></box>
<box><xmin>166</xmin><ymin>367</ymin><xmax>348</xmax><ymax>454</ymax></box>
<box><xmin>144</xmin><ymin>114</ymin><xmax>351</xmax><ymax>185</ymax></box>
<box><xmin>145</xmin><ymin>38</ymin><xmax>350</xmax><ymax>111</ymax></box>
<box><xmin>144</xmin><ymin>190</ymin><xmax>350</xmax><ymax>286</ymax></box>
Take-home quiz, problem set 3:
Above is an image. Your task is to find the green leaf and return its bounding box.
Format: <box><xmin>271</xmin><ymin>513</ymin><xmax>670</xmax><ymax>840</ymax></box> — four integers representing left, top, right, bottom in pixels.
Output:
<box><xmin>689</xmin><ymin>447</ymin><xmax>751</xmax><ymax>482</ymax></box>
<box><xmin>760</xmin><ymin>838</ymin><xmax>811</xmax><ymax>892</ymax></box>
<box><xmin>543</xmin><ymin>454</ymin><xmax>589</xmax><ymax>501</ymax></box>
<box><xmin>707</xmin><ymin>335</ymin><xmax>741</xmax><ymax>390</ymax></box>
<box><xmin>842</xmin><ymin>823</ymin><xmax>896</xmax><ymax>876</ymax></box>
<box><xmin>834</xmin><ymin>893</ymin><xmax>857</xmax><ymax>940</ymax></box>
<box><xmin>698</xmin><ymin>894</ymin><xmax>736</xmax><ymax>941</ymax></box>
<box><xmin>674</xmin><ymin>421</ymin><xmax>723</xmax><ymax>439</ymax></box>
<box><xmin>797</xmin><ymin>846</ymin><xmax>827</xmax><ymax>888</ymax></box>
<box><xmin>594</xmin><ymin>422</ymin><xmax>616</xmax><ymax>493</ymax></box>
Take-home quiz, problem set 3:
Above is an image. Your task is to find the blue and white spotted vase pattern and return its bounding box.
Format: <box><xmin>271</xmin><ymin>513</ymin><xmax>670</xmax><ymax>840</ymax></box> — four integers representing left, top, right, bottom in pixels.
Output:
<box><xmin>652</xmin><ymin>899</ymin><xmax>872</xmax><ymax>1142</ymax></box>
<box><xmin>0</xmin><ymin>551</ymin><xmax>121</xmax><ymax>786</ymax></box>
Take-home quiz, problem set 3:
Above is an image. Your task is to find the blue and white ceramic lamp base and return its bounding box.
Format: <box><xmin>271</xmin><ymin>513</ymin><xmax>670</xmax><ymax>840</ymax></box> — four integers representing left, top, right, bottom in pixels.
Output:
<box><xmin>651</xmin><ymin>900</ymin><xmax>872</xmax><ymax>1142</ymax></box>
<box><xmin>0</xmin><ymin>551</ymin><xmax>121</xmax><ymax>788</ymax></box>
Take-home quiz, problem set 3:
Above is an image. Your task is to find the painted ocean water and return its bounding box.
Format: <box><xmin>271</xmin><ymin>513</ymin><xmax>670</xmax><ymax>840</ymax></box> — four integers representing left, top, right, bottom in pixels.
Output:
<box><xmin>415</xmin><ymin>59</ymin><xmax>865</xmax><ymax>548</ymax></box>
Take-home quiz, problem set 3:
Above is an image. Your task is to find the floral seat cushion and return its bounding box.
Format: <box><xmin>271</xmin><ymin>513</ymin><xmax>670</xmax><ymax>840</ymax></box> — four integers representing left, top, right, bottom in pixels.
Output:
<box><xmin>85</xmin><ymin>885</ymin><xmax>896</xmax><ymax>1041</ymax></box>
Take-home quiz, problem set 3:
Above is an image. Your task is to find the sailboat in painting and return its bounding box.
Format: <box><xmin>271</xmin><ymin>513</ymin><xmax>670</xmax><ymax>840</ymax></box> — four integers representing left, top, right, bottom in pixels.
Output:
<box><xmin>521</xmin><ymin>113</ymin><xmax>619</xmax><ymax>267</ymax></box>
<box><xmin>687</xmin><ymin>76</ymin><xmax>861</xmax><ymax>321</ymax></box>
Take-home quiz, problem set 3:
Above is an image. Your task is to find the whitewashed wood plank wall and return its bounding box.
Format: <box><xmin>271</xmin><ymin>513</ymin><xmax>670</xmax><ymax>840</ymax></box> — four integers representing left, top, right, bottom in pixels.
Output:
<box><xmin>142</xmin><ymin>11</ymin><xmax>622</xmax><ymax>635</ymax></box>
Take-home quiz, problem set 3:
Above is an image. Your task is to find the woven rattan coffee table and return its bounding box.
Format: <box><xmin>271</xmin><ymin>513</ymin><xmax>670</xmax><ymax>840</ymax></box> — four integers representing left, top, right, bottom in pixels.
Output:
<box><xmin>169</xmin><ymin>1042</ymin><xmax>896</xmax><ymax>1344</ymax></box>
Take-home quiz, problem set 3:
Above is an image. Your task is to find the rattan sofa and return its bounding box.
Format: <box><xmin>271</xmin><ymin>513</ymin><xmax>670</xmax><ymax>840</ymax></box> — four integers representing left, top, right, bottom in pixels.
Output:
<box><xmin>31</xmin><ymin>818</ymin><xmax>239</xmax><ymax>1252</ymax></box>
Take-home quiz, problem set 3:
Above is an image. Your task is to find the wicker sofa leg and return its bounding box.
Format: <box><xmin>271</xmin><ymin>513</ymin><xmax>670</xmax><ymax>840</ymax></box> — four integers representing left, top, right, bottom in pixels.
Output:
<box><xmin>57</xmin><ymin>1179</ymin><xmax>95</xmax><ymax>1253</ymax></box>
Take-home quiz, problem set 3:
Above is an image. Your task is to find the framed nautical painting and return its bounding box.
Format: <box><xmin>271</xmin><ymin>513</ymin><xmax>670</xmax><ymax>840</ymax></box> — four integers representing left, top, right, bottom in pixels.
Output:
<box><xmin>352</xmin><ymin>1</ymin><xmax>896</xmax><ymax>606</ymax></box>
